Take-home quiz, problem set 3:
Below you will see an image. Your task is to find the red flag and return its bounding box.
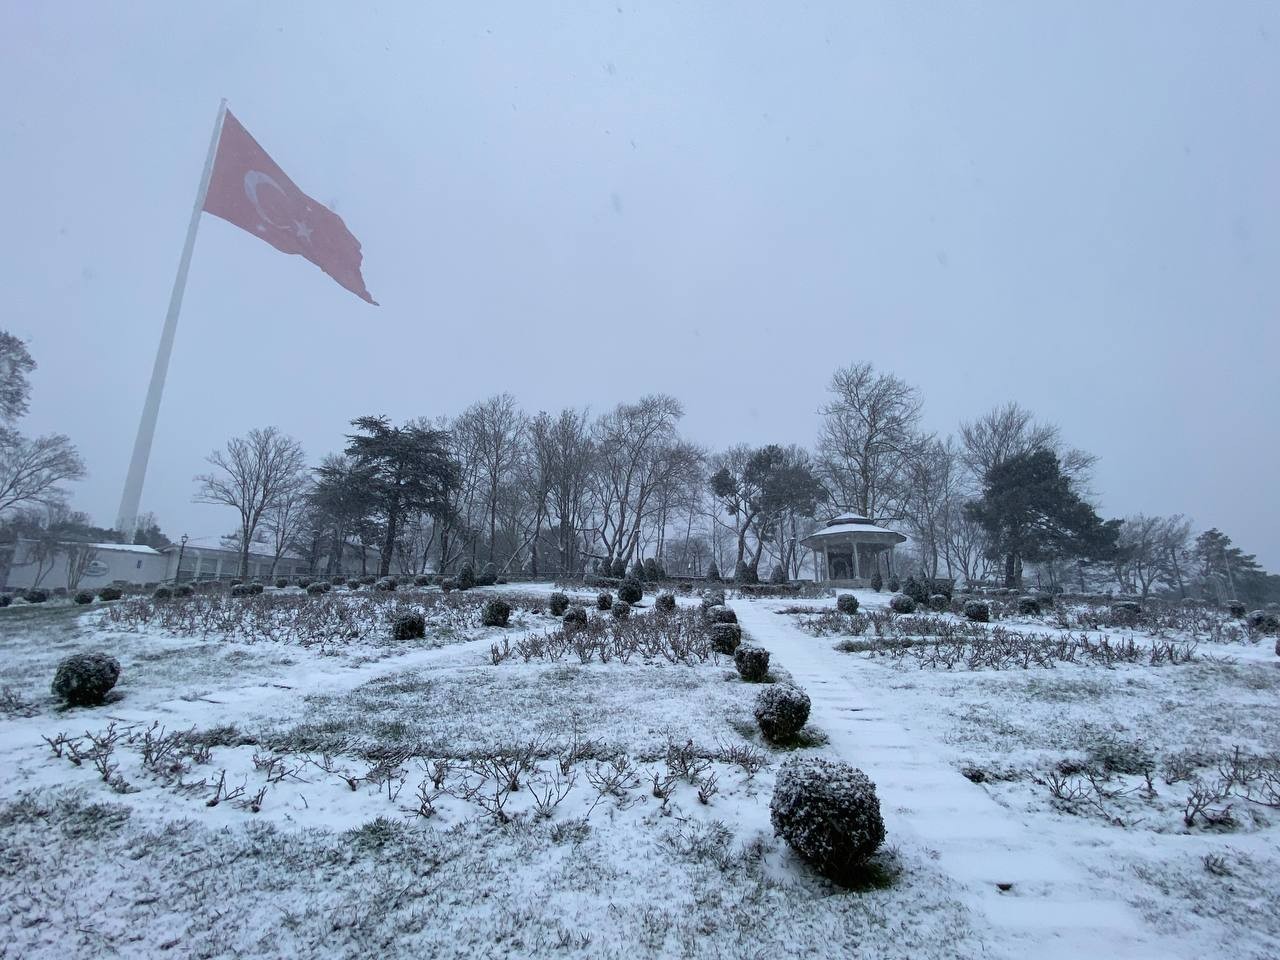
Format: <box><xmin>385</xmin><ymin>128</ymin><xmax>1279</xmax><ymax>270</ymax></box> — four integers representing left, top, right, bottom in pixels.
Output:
<box><xmin>203</xmin><ymin>110</ymin><xmax>377</xmax><ymax>304</ymax></box>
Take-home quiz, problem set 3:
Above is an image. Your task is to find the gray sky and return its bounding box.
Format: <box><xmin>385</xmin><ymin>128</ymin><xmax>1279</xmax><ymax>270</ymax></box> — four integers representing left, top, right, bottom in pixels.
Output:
<box><xmin>4</xmin><ymin>2</ymin><xmax>1278</xmax><ymax>565</ymax></box>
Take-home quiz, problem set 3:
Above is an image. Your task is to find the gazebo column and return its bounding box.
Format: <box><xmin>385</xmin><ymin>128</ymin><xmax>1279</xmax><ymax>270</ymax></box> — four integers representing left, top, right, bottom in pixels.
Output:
<box><xmin>853</xmin><ymin>543</ymin><xmax>861</xmax><ymax>580</ymax></box>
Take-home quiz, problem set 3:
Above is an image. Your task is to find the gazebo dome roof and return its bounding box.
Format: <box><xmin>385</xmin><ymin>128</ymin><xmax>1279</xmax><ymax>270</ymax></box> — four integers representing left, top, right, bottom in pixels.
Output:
<box><xmin>825</xmin><ymin>511</ymin><xmax>872</xmax><ymax>526</ymax></box>
<box><xmin>800</xmin><ymin>512</ymin><xmax>906</xmax><ymax>548</ymax></box>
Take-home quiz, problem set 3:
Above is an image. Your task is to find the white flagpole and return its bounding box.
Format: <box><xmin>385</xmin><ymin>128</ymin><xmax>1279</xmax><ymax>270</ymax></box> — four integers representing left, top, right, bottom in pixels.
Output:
<box><xmin>116</xmin><ymin>99</ymin><xmax>228</xmax><ymax>537</ymax></box>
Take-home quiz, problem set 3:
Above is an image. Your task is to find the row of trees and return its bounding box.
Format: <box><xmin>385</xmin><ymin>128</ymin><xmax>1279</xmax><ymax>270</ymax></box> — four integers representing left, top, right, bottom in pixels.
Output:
<box><xmin>188</xmin><ymin>362</ymin><xmax>1278</xmax><ymax>604</ymax></box>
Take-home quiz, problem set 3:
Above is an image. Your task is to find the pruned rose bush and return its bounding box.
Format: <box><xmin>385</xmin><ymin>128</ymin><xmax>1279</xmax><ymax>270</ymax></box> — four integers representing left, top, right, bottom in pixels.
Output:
<box><xmin>52</xmin><ymin>652</ymin><xmax>121</xmax><ymax>707</ymax></box>
<box><xmin>770</xmin><ymin>756</ymin><xmax>886</xmax><ymax>885</ymax></box>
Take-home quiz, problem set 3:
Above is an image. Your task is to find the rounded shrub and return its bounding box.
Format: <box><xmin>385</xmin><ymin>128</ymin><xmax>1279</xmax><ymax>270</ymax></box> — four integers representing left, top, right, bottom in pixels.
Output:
<box><xmin>375</xmin><ymin>578</ymin><xmax>397</xmax><ymax>593</ymax></box>
<box><xmin>360</xmin><ymin>575</ymin><xmax>377</xmax><ymax>586</ymax></box>
<box><xmin>610</xmin><ymin>558</ymin><xmax>628</xmax><ymax>579</ymax></box>
<box><xmin>332</xmin><ymin>575</ymin><xmax>348</xmax><ymax>587</ymax></box>
<box><xmin>869</xmin><ymin>572</ymin><xmax>883</xmax><ymax>593</ymax></box>
<box><xmin>174</xmin><ymin>585</ymin><xmax>194</xmax><ymax>598</ymax></box>
<box><xmin>249</xmin><ymin>582</ymin><xmax>265</xmax><ymax>595</ymax></box>
<box><xmin>770</xmin><ymin>756</ymin><xmax>886</xmax><ymax>884</ymax></box>
<box><xmin>887</xmin><ymin>577</ymin><xmax>901</xmax><ymax>593</ymax></box>
<box><xmin>643</xmin><ymin>557</ymin><xmax>661</xmax><ymax>581</ymax></box>
<box><xmin>754</xmin><ymin>684</ymin><xmax>811</xmax><ymax>741</ymax></box>
<box><xmin>734</xmin><ymin>560</ymin><xmax>759</xmax><ymax>585</ymax></box>
<box><xmin>1228</xmin><ymin>602</ymin><xmax>1247</xmax><ymax>618</ymax></box>
<box><xmin>963</xmin><ymin>599</ymin><xmax>989</xmax><ymax>623</ymax></box>
<box><xmin>902</xmin><ymin>576</ymin><xmax>930</xmax><ymax>607</ymax></box>
<box><xmin>928</xmin><ymin>593</ymin><xmax>949</xmax><ymax>612</ymax></box>
<box><xmin>440</xmin><ymin>578</ymin><xmax>456</xmax><ymax>593</ymax></box>
<box><xmin>274</xmin><ymin>578</ymin><xmax>289</xmax><ymax>589</ymax></box>
<box><xmin>611</xmin><ymin>600</ymin><xmax>632</xmax><ymax>620</ymax></box>
<box><xmin>706</xmin><ymin>561</ymin><xmax>721</xmax><ymax>582</ymax></box>
<box><xmin>1017</xmin><ymin>596</ymin><xmax>1042</xmax><ymax>616</ymax></box>
<box><xmin>0</xmin><ymin>595</ymin><xmax>10</xmax><ymax>607</ymax></box>
<box><xmin>769</xmin><ymin>565</ymin><xmax>788</xmax><ymax>585</ymax></box>
<box><xmin>97</xmin><ymin>586</ymin><xmax>123</xmax><ymax>602</ymax></box>
<box><xmin>1111</xmin><ymin>600</ymin><xmax>1142</xmax><ymax>624</ymax></box>
<box><xmin>710</xmin><ymin>622</ymin><xmax>743</xmax><ymax>655</ymax></box>
<box><xmin>836</xmin><ymin>594</ymin><xmax>859</xmax><ymax>615</ymax></box>
<box><xmin>618</xmin><ymin>577</ymin><xmax>643</xmax><ymax>605</ymax></box>
<box><xmin>297</xmin><ymin>577</ymin><xmax>313</xmax><ymax>588</ymax></box>
<box><xmin>710</xmin><ymin>605</ymin><xmax>738</xmax><ymax>624</ymax></box>
<box><xmin>481</xmin><ymin>598</ymin><xmax>512</xmax><ymax>628</ymax></box>
<box><xmin>306</xmin><ymin>582</ymin><xmax>327</xmax><ymax>595</ymax></box>
<box><xmin>548</xmin><ymin>592</ymin><xmax>570</xmax><ymax>617</ymax></box>
<box><xmin>1246</xmin><ymin>609</ymin><xmax>1280</xmax><ymax>634</ymax></box>
<box><xmin>478</xmin><ymin>563</ymin><xmax>498</xmax><ymax>587</ymax></box>
<box><xmin>458</xmin><ymin>563</ymin><xmax>476</xmax><ymax>591</ymax></box>
<box><xmin>73</xmin><ymin>590</ymin><xmax>95</xmax><ymax>605</ymax></box>
<box><xmin>655</xmin><ymin>592</ymin><xmax>676</xmax><ymax>613</ymax></box>
<box><xmin>153</xmin><ymin>586</ymin><xmax>173</xmax><ymax>601</ymax></box>
<box><xmin>51</xmin><ymin>652</ymin><xmax>121</xmax><ymax>707</ymax></box>
<box><xmin>391</xmin><ymin>611</ymin><xmax>426</xmax><ymax>641</ymax></box>
<box><xmin>230</xmin><ymin>584</ymin><xmax>252</xmax><ymax>598</ymax></box>
<box><xmin>414</xmin><ymin>574</ymin><xmax>432</xmax><ymax>587</ymax></box>
<box><xmin>24</xmin><ymin>589</ymin><xmax>49</xmax><ymax>604</ymax></box>
<box><xmin>734</xmin><ymin>645</ymin><xmax>770</xmax><ymax>682</ymax></box>
<box><xmin>562</xmin><ymin>605</ymin><xmax>588</xmax><ymax>627</ymax></box>
<box><xmin>888</xmin><ymin>594</ymin><xmax>916</xmax><ymax>614</ymax></box>
<box><xmin>702</xmin><ymin>590</ymin><xmax>727</xmax><ymax>611</ymax></box>
<box><xmin>596</xmin><ymin>592</ymin><xmax>613</xmax><ymax>611</ymax></box>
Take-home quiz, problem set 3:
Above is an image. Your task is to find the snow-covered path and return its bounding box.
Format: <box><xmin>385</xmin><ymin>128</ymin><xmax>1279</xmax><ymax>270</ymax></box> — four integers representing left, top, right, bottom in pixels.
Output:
<box><xmin>733</xmin><ymin>597</ymin><xmax>1182</xmax><ymax>960</ymax></box>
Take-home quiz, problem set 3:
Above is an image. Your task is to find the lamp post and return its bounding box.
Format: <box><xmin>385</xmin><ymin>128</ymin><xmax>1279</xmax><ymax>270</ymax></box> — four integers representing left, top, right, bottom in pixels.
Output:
<box><xmin>176</xmin><ymin>534</ymin><xmax>189</xmax><ymax>584</ymax></box>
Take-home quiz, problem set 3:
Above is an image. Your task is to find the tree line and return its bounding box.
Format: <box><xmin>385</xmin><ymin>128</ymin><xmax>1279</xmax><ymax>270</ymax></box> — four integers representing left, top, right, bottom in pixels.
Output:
<box><xmin>187</xmin><ymin>362</ymin><xmax>1279</xmax><ymax>605</ymax></box>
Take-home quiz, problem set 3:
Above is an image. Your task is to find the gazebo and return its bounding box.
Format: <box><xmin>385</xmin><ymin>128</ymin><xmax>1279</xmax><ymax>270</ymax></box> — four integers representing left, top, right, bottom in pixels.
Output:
<box><xmin>800</xmin><ymin>512</ymin><xmax>907</xmax><ymax>586</ymax></box>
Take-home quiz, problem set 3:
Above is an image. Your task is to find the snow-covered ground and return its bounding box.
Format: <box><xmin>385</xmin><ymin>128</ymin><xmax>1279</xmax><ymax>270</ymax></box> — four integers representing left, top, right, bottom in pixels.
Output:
<box><xmin>0</xmin><ymin>583</ymin><xmax>1275</xmax><ymax>958</ymax></box>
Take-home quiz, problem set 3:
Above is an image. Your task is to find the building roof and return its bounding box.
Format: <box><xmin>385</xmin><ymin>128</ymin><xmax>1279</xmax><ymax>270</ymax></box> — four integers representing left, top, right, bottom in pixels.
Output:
<box><xmin>800</xmin><ymin>514</ymin><xmax>907</xmax><ymax>547</ymax></box>
<box><xmin>8</xmin><ymin>538</ymin><xmax>163</xmax><ymax>556</ymax></box>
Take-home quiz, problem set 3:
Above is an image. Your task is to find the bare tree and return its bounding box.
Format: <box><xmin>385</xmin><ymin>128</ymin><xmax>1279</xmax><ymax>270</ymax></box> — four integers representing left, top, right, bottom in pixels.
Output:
<box><xmin>529</xmin><ymin>408</ymin><xmax>595</xmax><ymax>576</ymax></box>
<box><xmin>902</xmin><ymin>437</ymin><xmax>961</xmax><ymax>579</ymax></box>
<box><xmin>959</xmin><ymin>402</ymin><xmax>1095</xmax><ymax>489</ymax></box>
<box><xmin>194</xmin><ymin>427</ymin><xmax>307</xmax><ymax>578</ymax></box>
<box><xmin>816</xmin><ymin>363</ymin><xmax>922</xmax><ymax>522</ymax></box>
<box><xmin>454</xmin><ymin>394</ymin><xmax>526</xmax><ymax>564</ymax></box>
<box><xmin>261</xmin><ymin>474</ymin><xmax>312</xmax><ymax>577</ymax></box>
<box><xmin>0</xmin><ymin>432</ymin><xmax>86</xmax><ymax>516</ymax></box>
<box><xmin>65</xmin><ymin>542</ymin><xmax>100</xmax><ymax>591</ymax></box>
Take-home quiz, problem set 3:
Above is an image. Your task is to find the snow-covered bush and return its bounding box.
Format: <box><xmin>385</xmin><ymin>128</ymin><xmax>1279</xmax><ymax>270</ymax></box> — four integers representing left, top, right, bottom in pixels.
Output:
<box><xmin>870</xmin><ymin>572</ymin><xmax>883</xmax><ymax>592</ymax></box>
<box><xmin>734</xmin><ymin>645</ymin><xmax>770</xmax><ymax>682</ymax></box>
<box><xmin>769</xmin><ymin>565</ymin><xmax>788</xmax><ymax>585</ymax></box>
<box><xmin>24</xmin><ymin>589</ymin><xmax>49</xmax><ymax>604</ymax></box>
<box><xmin>391</xmin><ymin>611</ymin><xmax>426</xmax><ymax>641</ymax></box>
<box><xmin>611</xmin><ymin>600</ymin><xmax>631</xmax><ymax>620</ymax></box>
<box><xmin>706</xmin><ymin>561</ymin><xmax>721</xmax><ymax>582</ymax></box>
<box><xmin>754</xmin><ymin>684</ymin><xmax>811</xmax><ymax>741</ymax></box>
<box><xmin>175</xmin><ymin>585</ymin><xmax>194</xmax><ymax>598</ymax></box>
<box><xmin>836</xmin><ymin>594</ymin><xmax>859</xmax><ymax>615</ymax></box>
<box><xmin>963</xmin><ymin>600</ymin><xmax>989</xmax><ymax>623</ymax></box>
<box><xmin>734</xmin><ymin>560</ymin><xmax>759</xmax><ymax>584</ymax></box>
<box><xmin>563</xmin><ymin>605</ymin><xmax>588</xmax><ymax>627</ymax></box>
<box><xmin>414</xmin><ymin>574</ymin><xmax>432</xmax><ymax>587</ymax></box>
<box><xmin>306</xmin><ymin>582</ymin><xmax>327</xmax><ymax>595</ymax></box>
<box><xmin>481</xmin><ymin>598</ymin><xmax>511</xmax><ymax>628</ymax></box>
<box><xmin>887</xmin><ymin>577</ymin><xmax>901</xmax><ymax>593</ymax></box>
<box><xmin>770</xmin><ymin>756</ymin><xmax>886</xmax><ymax>884</ymax></box>
<box><xmin>711</xmin><ymin>622</ymin><xmax>742</xmax><ymax>654</ymax></box>
<box><xmin>610</xmin><ymin>558</ymin><xmax>628</xmax><ymax>579</ymax></box>
<box><xmin>1228</xmin><ymin>602</ymin><xmax>1247</xmax><ymax>618</ymax></box>
<box><xmin>51</xmin><ymin>652</ymin><xmax>121</xmax><ymax>707</ymax></box>
<box><xmin>888</xmin><ymin>594</ymin><xmax>916</xmax><ymax>614</ymax></box>
<box><xmin>332</xmin><ymin>575</ymin><xmax>348</xmax><ymax>587</ymax></box>
<box><xmin>0</xmin><ymin>594</ymin><xmax>10</xmax><ymax>607</ymax></box>
<box><xmin>478</xmin><ymin>563</ymin><xmax>498</xmax><ymax>587</ymax></box>
<box><xmin>902</xmin><ymin>576</ymin><xmax>930</xmax><ymax>606</ymax></box>
<box><xmin>1111</xmin><ymin>600</ymin><xmax>1142</xmax><ymax>624</ymax></box>
<box><xmin>375</xmin><ymin>578</ymin><xmax>397</xmax><ymax>592</ymax></box>
<box><xmin>928</xmin><ymin>593</ymin><xmax>949</xmax><ymax>612</ymax></box>
<box><xmin>73</xmin><ymin>590</ymin><xmax>94</xmax><ymax>605</ymax></box>
<box><xmin>440</xmin><ymin>578</ymin><xmax>456</xmax><ymax>593</ymax></box>
<box><xmin>249</xmin><ymin>583</ymin><xmax>265</xmax><ymax>595</ymax></box>
<box><xmin>643</xmin><ymin>557</ymin><xmax>662</xmax><ymax>581</ymax></box>
<box><xmin>1246</xmin><ymin>609</ymin><xmax>1279</xmax><ymax>634</ymax></box>
<box><xmin>618</xmin><ymin>577</ymin><xmax>643</xmax><ymax>604</ymax></box>
<box><xmin>458</xmin><ymin>563</ymin><xmax>476</xmax><ymax>591</ymax></box>
<box><xmin>97</xmin><ymin>586</ymin><xmax>122</xmax><ymax>602</ymax></box>
<box><xmin>655</xmin><ymin>592</ymin><xmax>676</xmax><ymax>613</ymax></box>
<box><xmin>596</xmin><ymin>591</ymin><xmax>613</xmax><ymax>611</ymax></box>
<box><xmin>274</xmin><ymin>578</ymin><xmax>289</xmax><ymax>588</ymax></box>
<box><xmin>1017</xmin><ymin>596</ymin><xmax>1041</xmax><ymax>616</ymax></box>
<box><xmin>230</xmin><ymin>584</ymin><xmax>252</xmax><ymax>598</ymax></box>
<box><xmin>708</xmin><ymin>605</ymin><xmax>738</xmax><ymax>625</ymax></box>
<box><xmin>297</xmin><ymin>577</ymin><xmax>313</xmax><ymax>589</ymax></box>
<box><xmin>548</xmin><ymin>592</ymin><xmax>570</xmax><ymax>617</ymax></box>
<box><xmin>702</xmin><ymin>590</ymin><xmax>726</xmax><ymax>611</ymax></box>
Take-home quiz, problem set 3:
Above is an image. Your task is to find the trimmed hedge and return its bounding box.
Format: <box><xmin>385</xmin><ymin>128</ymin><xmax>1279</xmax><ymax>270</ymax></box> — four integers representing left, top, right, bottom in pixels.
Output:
<box><xmin>754</xmin><ymin>684</ymin><xmax>811</xmax><ymax>741</ymax></box>
<box><xmin>52</xmin><ymin>652</ymin><xmax>121</xmax><ymax>707</ymax></box>
<box><xmin>770</xmin><ymin>756</ymin><xmax>886</xmax><ymax>884</ymax></box>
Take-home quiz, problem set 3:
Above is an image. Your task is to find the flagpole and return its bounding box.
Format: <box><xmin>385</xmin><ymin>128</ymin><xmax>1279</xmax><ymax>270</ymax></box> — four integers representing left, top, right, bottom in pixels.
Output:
<box><xmin>116</xmin><ymin>99</ymin><xmax>228</xmax><ymax>537</ymax></box>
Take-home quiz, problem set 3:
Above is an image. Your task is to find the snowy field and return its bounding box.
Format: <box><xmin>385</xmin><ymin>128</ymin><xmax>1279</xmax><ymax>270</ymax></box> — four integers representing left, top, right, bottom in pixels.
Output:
<box><xmin>0</xmin><ymin>582</ymin><xmax>1276</xmax><ymax>959</ymax></box>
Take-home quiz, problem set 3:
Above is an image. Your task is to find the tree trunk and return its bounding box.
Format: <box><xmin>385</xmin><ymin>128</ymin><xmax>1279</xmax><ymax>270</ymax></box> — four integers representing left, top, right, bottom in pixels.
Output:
<box><xmin>1004</xmin><ymin>551</ymin><xmax>1018</xmax><ymax>589</ymax></box>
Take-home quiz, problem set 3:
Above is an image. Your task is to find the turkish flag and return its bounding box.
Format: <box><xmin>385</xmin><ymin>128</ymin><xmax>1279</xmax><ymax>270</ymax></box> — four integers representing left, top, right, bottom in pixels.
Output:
<box><xmin>203</xmin><ymin>110</ymin><xmax>377</xmax><ymax>304</ymax></box>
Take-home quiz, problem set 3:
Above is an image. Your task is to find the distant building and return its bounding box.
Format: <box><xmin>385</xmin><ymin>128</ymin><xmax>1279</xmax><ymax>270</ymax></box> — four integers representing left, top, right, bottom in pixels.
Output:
<box><xmin>0</xmin><ymin>536</ymin><xmax>311</xmax><ymax>592</ymax></box>
<box><xmin>800</xmin><ymin>512</ymin><xmax>907</xmax><ymax>586</ymax></box>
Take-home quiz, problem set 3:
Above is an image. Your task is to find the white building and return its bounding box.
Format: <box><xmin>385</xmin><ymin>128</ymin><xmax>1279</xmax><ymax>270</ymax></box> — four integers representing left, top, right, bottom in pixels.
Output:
<box><xmin>0</xmin><ymin>536</ymin><xmax>312</xmax><ymax>592</ymax></box>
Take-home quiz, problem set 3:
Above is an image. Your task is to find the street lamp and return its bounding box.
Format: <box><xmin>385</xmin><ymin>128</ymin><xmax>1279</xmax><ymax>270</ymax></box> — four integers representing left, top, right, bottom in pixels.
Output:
<box><xmin>177</xmin><ymin>534</ymin><xmax>189</xmax><ymax>584</ymax></box>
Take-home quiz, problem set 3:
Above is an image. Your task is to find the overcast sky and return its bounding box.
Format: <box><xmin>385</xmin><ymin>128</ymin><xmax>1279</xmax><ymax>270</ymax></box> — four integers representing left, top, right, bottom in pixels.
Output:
<box><xmin>4</xmin><ymin>2</ymin><xmax>1278</xmax><ymax>565</ymax></box>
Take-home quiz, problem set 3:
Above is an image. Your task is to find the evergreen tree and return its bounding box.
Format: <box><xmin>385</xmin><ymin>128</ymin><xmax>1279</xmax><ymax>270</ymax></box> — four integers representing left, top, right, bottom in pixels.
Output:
<box><xmin>966</xmin><ymin>449</ymin><xmax>1118</xmax><ymax>589</ymax></box>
